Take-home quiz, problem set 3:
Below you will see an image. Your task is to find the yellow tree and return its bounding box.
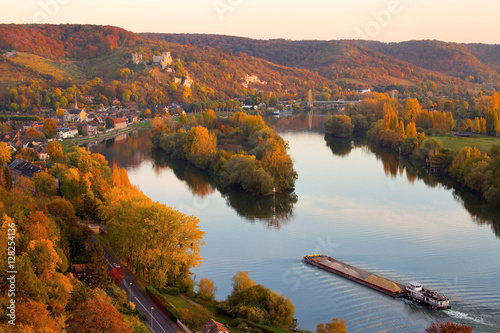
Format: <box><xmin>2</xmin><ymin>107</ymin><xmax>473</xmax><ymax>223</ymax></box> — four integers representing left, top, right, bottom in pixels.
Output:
<box><xmin>47</xmin><ymin>141</ymin><xmax>64</xmax><ymax>161</ymax></box>
<box><xmin>231</xmin><ymin>271</ymin><xmax>255</xmax><ymax>295</ymax></box>
<box><xmin>405</xmin><ymin>122</ymin><xmax>418</xmax><ymax>138</ymax></box>
<box><xmin>27</xmin><ymin>239</ymin><xmax>62</xmax><ymax>279</ymax></box>
<box><xmin>0</xmin><ymin>142</ymin><xmax>12</xmax><ymax>166</ymax></box>
<box><xmin>316</xmin><ymin>318</ymin><xmax>347</xmax><ymax>333</ymax></box>
<box><xmin>403</xmin><ymin>98</ymin><xmax>421</xmax><ymax>123</ymax></box>
<box><xmin>184</xmin><ymin>126</ymin><xmax>217</xmax><ymax>169</ymax></box>
<box><xmin>197</xmin><ymin>278</ymin><xmax>217</xmax><ymax>301</ymax></box>
<box><xmin>397</xmin><ymin>120</ymin><xmax>406</xmax><ymax>138</ymax></box>
<box><xmin>101</xmin><ymin>187</ymin><xmax>205</xmax><ymax>287</ymax></box>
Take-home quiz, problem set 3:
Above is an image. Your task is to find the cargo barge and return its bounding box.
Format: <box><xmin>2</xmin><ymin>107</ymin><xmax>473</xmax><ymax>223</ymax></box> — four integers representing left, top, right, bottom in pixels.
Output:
<box><xmin>303</xmin><ymin>254</ymin><xmax>451</xmax><ymax>309</ymax></box>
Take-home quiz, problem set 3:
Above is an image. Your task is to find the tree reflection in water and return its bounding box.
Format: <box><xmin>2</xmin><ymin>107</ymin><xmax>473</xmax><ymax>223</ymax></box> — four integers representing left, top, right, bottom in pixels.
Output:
<box><xmin>152</xmin><ymin>150</ymin><xmax>297</xmax><ymax>229</ymax></box>
<box><xmin>325</xmin><ymin>136</ymin><xmax>500</xmax><ymax>238</ymax></box>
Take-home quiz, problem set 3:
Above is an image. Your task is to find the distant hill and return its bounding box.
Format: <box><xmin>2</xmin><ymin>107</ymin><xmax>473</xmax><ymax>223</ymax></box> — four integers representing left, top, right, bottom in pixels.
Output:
<box><xmin>466</xmin><ymin>43</ymin><xmax>500</xmax><ymax>75</ymax></box>
<box><xmin>357</xmin><ymin>40</ymin><xmax>500</xmax><ymax>83</ymax></box>
<box><xmin>0</xmin><ymin>24</ymin><xmax>139</xmax><ymax>60</ymax></box>
<box><xmin>0</xmin><ymin>24</ymin><xmax>341</xmax><ymax>112</ymax></box>
<box><xmin>141</xmin><ymin>33</ymin><xmax>477</xmax><ymax>87</ymax></box>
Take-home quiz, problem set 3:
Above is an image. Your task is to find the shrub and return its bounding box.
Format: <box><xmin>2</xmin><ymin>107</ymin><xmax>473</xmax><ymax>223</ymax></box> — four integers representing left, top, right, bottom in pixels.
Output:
<box><xmin>158</xmin><ymin>287</ymin><xmax>180</xmax><ymax>296</ymax></box>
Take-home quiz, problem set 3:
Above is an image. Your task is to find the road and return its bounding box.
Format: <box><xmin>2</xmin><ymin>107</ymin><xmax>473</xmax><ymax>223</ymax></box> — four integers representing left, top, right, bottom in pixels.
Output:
<box><xmin>91</xmin><ymin>237</ymin><xmax>180</xmax><ymax>333</ymax></box>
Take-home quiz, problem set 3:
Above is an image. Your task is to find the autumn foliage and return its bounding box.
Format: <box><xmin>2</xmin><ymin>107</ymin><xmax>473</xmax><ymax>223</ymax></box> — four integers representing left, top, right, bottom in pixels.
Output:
<box><xmin>153</xmin><ymin>111</ymin><xmax>297</xmax><ymax>195</ymax></box>
<box><xmin>425</xmin><ymin>321</ymin><xmax>472</xmax><ymax>333</ymax></box>
<box><xmin>0</xmin><ymin>24</ymin><xmax>138</xmax><ymax>60</ymax></box>
<box><xmin>66</xmin><ymin>293</ymin><xmax>132</xmax><ymax>333</ymax></box>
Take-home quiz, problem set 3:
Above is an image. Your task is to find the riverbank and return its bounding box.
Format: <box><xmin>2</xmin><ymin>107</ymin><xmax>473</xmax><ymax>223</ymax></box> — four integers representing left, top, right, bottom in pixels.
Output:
<box><xmin>324</xmin><ymin>113</ymin><xmax>500</xmax><ymax>205</ymax></box>
<box><xmin>431</xmin><ymin>134</ymin><xmax>500</xmax><ymax>153</ymax></box>
<box><xmin>61</xmin><ymin>120</ymin><xmax>151</xmax><ymax>151</ymax></box>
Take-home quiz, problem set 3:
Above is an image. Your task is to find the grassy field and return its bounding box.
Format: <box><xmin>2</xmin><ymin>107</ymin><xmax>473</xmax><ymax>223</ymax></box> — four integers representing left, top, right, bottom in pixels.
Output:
<box><xmin>432</xmin><ymin>135</ymin><xmax>500</xmax><ymax>153</ymax></box>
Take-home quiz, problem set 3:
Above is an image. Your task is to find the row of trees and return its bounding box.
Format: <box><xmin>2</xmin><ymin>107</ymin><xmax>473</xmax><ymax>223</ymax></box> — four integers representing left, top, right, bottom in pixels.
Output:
<box><xmin>325</xmin><ymin>92</ymin><xmax>500</xmax><ymax>205</ymax></box>
<box><xmin>188</xmin><ymin>100</ymin><xmax>242</xmax><ymax>112</ymax></box>
<box><xmin>152</xmin><ymin>111</ymin><xmax>297</xmax><ymax>195</ymax></box>
<box><xmin>0</xmin><ymin>142</ymin><xmax>150</xmax><ymax>331</ymax></box>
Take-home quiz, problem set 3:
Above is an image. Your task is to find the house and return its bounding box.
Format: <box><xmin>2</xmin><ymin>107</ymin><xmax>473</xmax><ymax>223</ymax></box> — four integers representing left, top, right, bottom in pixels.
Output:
<box><xmin>83</xmin><ymin>122</ymin><xmax>99</xmax><ymax>136</ymax></box>
<box><xmin>200</xmin><ymin>319</ymin><xmax>230</xmax><ymax>333</ymax></box>
<box><xmin>7</xmin><ymin>158</ymin><xmax>55</xmax><ymax>193</ymax></box>
<box><xmin>71</xmin><ymin>264</ymin><xmax>86</xmax><ymax>279</ymax></box>
<box><xmin>57</xmin><ymin>127</ymin><xmax>78</xmax><ymax>139</ymax></box>
<box><xmin>357</xmin><ymin>88</ymin><xmax>371</xmax><ymax>94</ymax></box>
<box><xmin>114</xmin><ymin>117</ymin><xmax>127</xmax><ymax>130</ymax></box>
<box><xmin>23</xmin><ymin>139</ymin><xmax>44</xmax><ymax>149</ymax></box>
<box><xmin>128</xmin><ymin>114</ymin><xmax>139</xmax><ymax>123</ymax></box>
<box><xmin>35</xmin><ymin>145</ymin><xmax>49</xmax><ymax>160</ymax></box>
<box><xmin>40</xmin><ymin>107</ymin><xmax>53</xmax><ymax>113</ymax></box>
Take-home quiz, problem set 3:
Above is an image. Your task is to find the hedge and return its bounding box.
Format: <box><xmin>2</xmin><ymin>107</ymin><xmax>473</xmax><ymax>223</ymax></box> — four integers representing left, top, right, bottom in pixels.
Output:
<box><xmin>158</xmin><ymin>287</ymin><xmax>180</xmax><ymax>296</ymax></box>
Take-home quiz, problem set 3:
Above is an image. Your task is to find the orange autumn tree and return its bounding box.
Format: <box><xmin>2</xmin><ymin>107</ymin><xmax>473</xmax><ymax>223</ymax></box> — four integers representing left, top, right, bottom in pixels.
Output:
<box><xmin>15</xmin><ymin>299</ymin><xmax>62</xmax><ymax>333</ymax></box>
<box><xmin>66</xmin><ymin>293</ymin><xmax>132</xmax><ymax>333</ymax></box>
<box><xmin>425</xmin><ymin>321</ymin><xmax>472</xmax><ymax>333</ymax></box>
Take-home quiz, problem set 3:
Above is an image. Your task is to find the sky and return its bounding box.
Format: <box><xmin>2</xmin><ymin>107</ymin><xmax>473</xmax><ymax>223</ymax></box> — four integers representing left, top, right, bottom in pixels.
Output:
<box><xmin>1</xmin><ymin>0</ymin><xmax>499</xmax><ymax>44</ymax></box>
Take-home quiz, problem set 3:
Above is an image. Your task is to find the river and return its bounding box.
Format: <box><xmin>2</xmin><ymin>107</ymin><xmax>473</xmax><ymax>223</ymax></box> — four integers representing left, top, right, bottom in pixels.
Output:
<box><xmin>90</xmin><ymin>115</ymin><xmax>500</xmax><ymax>332</ymax></box>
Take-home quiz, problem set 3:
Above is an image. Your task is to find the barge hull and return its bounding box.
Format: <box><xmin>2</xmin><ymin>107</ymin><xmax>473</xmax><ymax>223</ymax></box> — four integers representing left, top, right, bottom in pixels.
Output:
<box><xmin>303</xmin><ymin>255</ymin><xmax>407</xmax><ymax>298</ymax></box>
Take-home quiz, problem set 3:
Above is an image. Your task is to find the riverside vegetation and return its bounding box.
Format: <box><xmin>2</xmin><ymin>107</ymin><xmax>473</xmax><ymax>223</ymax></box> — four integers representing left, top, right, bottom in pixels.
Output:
<box><xmin>152</xmin><ymin>110</ymin><xmax>297</xmax><ymax>196</ymax></box>
<box><xmin>0</xmin><ymin>140</ymin><xmax>298</xmax><ymax>332</ymax></box>
<box><xmin>324</xmin><ymin>92</ymin><xmax>500</xmax><ymax>205</ymax></box>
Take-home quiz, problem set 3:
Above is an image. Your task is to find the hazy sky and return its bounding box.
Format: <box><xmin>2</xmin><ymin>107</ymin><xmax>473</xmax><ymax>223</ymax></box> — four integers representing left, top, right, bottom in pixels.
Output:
<box><xmin>1</xmin><ymin>0</ymin><xmax>499</xmax><ymax>43</ymax></box>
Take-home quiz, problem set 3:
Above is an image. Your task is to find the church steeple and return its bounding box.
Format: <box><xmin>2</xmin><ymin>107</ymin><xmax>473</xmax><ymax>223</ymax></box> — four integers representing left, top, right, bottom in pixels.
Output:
<box><xmin>74</xmin><ymin>93</ymin><xmax>78</xmax><ymax>110</ymax></box>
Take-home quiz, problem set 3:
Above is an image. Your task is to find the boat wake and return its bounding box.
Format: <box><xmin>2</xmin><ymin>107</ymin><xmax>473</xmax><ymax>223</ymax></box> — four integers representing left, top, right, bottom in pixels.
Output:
<box><xmin>445</xmin><ymin>310</ymin><xmax>487</xmax><ymax>325</ymax></box>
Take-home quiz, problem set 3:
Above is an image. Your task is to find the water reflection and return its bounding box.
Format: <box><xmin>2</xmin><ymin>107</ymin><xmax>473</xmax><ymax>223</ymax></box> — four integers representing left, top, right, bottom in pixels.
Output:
<box><xmin>87</xmin><ymin>129</ymin><xmax>152</xmax><ymax>169</ymax></box>
<box><xmin>325</xmin><ymin>135</ymin><xmax>500</xmax><ymax>237</ymax></box>
<box><xmin>324</xmin><ymin>137</ymin><xmax>353</xmax><ymax>157</ymax></box>
<box><xmin>452</xmin><ymin>184</ymin><xmax>500</xmax><ymax>236</ymax></box>
<box><xmin>266</xmin><ymin>113</ymin><xmax>329</xmax><ymax>133</ymax></box>
<box><xmin>151</xmin><ymin>150</ymin><xmax>297</xmax><ymax>229</ymax></box>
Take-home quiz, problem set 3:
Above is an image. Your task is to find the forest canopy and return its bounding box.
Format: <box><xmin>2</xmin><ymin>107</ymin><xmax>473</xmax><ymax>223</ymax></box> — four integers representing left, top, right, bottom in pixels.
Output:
<box><xmin>152</xmin><ymin>111</ymin><xmax>297</xmax><ymax>195</ymax></box>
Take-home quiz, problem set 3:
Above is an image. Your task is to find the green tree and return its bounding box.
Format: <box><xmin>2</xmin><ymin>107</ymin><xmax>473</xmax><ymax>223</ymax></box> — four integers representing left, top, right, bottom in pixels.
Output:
<box><xmin>106</xmin><ymin>116</ymin><xmax>116</xmax><ymax>129</ymax></box>
<box><xmin>32</xmin><ymin>171</ymin><xmax>57</xmax><ymax>196</ymax></box>
<box><xmin>84</xmin><ymin>242</ymin><xmax>111</xmax><ymax>290</ymax></box>
<box><xmin>3</xmin><ymin>166</ymin><xmax>12</xmax><ymax>190</ymax></box>
<box><xmin>325</xmin><ymin>115</ymin><xmax>354</xmax><ymax>138</ymax></box>
<box><xmin>485</xmin><ymin>109</ymin><xmax>498</xmax><ymax>136</ymax></box>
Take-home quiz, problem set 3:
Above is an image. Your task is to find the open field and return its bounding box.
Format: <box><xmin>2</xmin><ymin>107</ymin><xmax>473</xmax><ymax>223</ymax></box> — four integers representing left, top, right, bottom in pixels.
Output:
<box><xmin>432</xmin><ymin>135</ymin><xmax>500</xmax><ymax>153</ymax></box>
